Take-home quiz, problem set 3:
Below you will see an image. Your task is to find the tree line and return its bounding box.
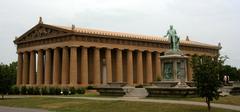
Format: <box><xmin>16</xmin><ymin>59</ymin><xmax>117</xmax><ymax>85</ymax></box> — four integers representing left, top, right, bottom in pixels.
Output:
<box><xmin>0</xmin><ymin>62</ymin><xmax>17</xmax><ymax>99</ymax></box>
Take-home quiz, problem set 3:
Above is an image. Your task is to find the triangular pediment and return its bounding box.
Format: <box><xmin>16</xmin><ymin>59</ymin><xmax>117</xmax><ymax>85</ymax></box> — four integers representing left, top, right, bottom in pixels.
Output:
<box><xmin>15</xmin><ymin>23</ymin><xmax>72</xmax><ymax>43</ymax></box>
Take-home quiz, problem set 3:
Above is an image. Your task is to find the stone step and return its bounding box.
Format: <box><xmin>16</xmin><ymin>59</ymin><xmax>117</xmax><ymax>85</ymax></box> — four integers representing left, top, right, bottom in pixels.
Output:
<box><xmin>123</xmin><ymin>87</ymin><xmax>148</xmax><ymax>98</ymax></box>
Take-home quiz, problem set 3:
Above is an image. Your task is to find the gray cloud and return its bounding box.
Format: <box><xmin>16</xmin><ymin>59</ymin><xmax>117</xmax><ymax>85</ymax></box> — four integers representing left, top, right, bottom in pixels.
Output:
<box><xmin>0</xmin><ymin>0</ymin><xmax>239</xmax><ymax>68</ymax></box>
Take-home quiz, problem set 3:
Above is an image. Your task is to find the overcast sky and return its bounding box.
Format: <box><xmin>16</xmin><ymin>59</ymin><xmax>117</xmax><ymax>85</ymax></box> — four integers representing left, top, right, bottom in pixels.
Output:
<box><xmin>0</xmin><ymin>0</ymin><xmax>240</xmax><ymax>68</ymax></box>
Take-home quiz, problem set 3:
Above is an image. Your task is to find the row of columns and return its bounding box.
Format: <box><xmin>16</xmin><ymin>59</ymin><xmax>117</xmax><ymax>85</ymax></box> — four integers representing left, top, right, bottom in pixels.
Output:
<box><xmin>16</xmin><ymin>47</ymin><xmax>162</xmax><ymax>87</ymax></box>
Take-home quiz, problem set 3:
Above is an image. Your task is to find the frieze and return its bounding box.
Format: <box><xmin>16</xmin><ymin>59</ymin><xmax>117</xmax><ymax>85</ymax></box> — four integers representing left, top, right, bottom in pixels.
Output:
<box><xmin>17</xmin><ymin>34</ymin><xmax>218</xmax><ymax>54</ymax></box>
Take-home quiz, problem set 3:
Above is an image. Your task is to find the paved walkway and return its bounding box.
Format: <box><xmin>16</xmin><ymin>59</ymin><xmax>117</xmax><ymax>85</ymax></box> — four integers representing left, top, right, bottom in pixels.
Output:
<box><xmin>3</xmin><ymin>95</ymin><xmax>240</xmax><ymax>111</ymax></box>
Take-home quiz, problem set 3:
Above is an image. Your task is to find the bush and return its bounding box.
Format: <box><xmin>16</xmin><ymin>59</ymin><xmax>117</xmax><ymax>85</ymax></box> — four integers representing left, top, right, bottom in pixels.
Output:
<box><xmin>27</xmin><ymin>87</ymin><xmax>34</xmax><ymax>95</ymax></box>
<box><xmin>86</xmin><ymin>85</ymin><xmax>94</xmax><ymax>90</ymax></box>
<box><xmin>48</xmin><ymin>87</ymin><xmax>62</xmax><ymax>95</ymax></box>
<box><xmin>62</xmin><ymin>88</ymin><xmax>69</xmax><ymax>95</ymax></box>
<box><xmin>21</xmin><ymin>86</ymin><xmax>27</xmax><ymax>95</ymax></box>
<box><xmin>49</xmin><ymin>87</ymin><xmax>55</xmax><ymax>95</ymax></box>
<box><xmin>49</xmin><ymin>87</ymin><xmax>56</xmax><ymax>95</ymax></box>
<box><xmin>33</xmin><ymin>87</ymin><xmax>41</xmax><ymax>95</ymax></box>
<box><xmin>69</xmin><ymin>87</ymin><xmax>76</xmax><ymax>95</ymax></box>
<box><xmin>76</xmin><ymin>87</ymin><xmax>86</xmax><ymax>94</ymax></box>
<box><xmin>9</xmin><ymin>86</ymin><xmax>20</xmax><ymax>95</ymax></box>
<box><xmin>55</xmin><ymin>88</ymin><xmax>62</xmax><ymax>95</ymax></box>
<box><xmin>41</xmin><ymin>87</ymin><xmax>48</xmax><ymax>95</ymax></box>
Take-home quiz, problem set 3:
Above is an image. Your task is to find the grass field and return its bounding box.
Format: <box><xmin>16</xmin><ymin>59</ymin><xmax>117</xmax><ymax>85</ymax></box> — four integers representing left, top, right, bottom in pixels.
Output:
<box><xmin>0</xmin><ymin>97</ymin><xmax>239</xmax><ymax>112</ymax></box>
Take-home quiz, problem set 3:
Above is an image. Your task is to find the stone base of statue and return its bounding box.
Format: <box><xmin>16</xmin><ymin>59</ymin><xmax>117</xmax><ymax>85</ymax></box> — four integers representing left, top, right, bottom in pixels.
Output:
<box><xmin>160</xmin><ymin>50</ymin><xmax>188</xmax><ymax>83</ymax></box>
<box><xmin>174</xmin><ymin>80</ymin><xmax>190</xmax><ymax>88</ymax></box>
<box><xmin>165</xmin><ymin>49</ymin><xmax>183</xmax><ymax>55</ymax></box>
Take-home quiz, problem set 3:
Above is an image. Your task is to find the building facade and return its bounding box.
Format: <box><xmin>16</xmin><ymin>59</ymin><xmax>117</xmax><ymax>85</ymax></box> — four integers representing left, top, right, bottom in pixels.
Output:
<box><xmin>14</xmin><ymin>20</ymin><xmax>220</xmax><ymax>87</ymax></box>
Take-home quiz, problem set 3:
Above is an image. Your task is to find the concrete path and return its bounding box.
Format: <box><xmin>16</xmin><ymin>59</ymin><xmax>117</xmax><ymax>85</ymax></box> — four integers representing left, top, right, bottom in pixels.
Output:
<box><xmin>4</xmin><ymin>95</ymin><xmax>240</xmax><ymax>111</ymax></box>
<box><xmin>0</xmin><ymin>106</ymin><xmax>47</xmax><ymax>112</ymax></box>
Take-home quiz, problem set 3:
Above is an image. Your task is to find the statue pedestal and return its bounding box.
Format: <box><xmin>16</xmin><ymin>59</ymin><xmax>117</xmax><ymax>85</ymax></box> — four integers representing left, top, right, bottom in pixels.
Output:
<box><xmin>160</xmin><ymin>50</ymin><xmax>188</xmax><ymax>84</ymax></box>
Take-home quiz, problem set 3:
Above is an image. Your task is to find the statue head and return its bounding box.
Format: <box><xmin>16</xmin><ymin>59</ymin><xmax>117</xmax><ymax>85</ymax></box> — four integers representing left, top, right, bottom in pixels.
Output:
<box><xmin>170</xmin><ymin>25</ymin><xmax>173</xmax><ymax>29</ymax></box>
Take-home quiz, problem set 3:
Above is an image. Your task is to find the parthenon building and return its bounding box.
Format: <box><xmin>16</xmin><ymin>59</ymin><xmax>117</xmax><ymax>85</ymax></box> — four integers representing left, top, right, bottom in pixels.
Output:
<box><xmin>14</xmin><ymin>19</ymin><xmax>220</xmax><ymax>87</ymax></box>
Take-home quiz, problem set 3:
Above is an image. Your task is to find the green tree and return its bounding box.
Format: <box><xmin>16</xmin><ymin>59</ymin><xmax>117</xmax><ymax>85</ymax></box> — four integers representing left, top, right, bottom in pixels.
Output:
<box><xmin>8</xmin><ymin>62</ymin><xmax>17</xmax><ymax>85</ymax></box>
<box><xmin>219</xmin><ymin>65</ymin><xmax>238</xmax><ymax>82</ymax></box>
<box><xmin>191</xmin><ymin>55</ymin><xmax>224</xmax><ymax>112</ymax></box>
<box><xmin>237</xmin><ymin>69</ymin><xmax>240</xmax><ymax>81</ymax></box>
<box><xmin>0</xmin><ymin>62</ymin><xmax>17</xmax><ymax>99</ymax></box>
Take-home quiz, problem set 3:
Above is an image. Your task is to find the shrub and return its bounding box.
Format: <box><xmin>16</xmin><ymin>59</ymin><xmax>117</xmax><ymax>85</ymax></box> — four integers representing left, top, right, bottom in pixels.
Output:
<box><xmin>62</xmin><ymin>88</ymin><xmax>69</xmax><ymax>95</ymax></box>
<box><xmin>27</xmin><ymin>87</ymin><xmax>34</xmax><ymax>95</ymax></box>
<box><xmin>76</xmin><ymin>87</ymin><xmax>86</xmax><ymax>94</ymax></box>
<box><xmin>69</xmin><ymin>87</ymin><xmax>76</xmax><ymax>95</ymax></box>
<box><xmin>41</xmin><ymin>87</ymin><xmax>48</xmax><ymax>95</ymax></box>
<box><xmin>33</xmin><ymin>87</ymin><xmax>41</xmax><ymax>95</ymax></box>
<box><xmin>86</xmin><ymin>85</ymin><xmax>94</xmax><ymax>90</ymax></box>
<box><xmin>21</xmin><ymin>86</ymin><xmax>27</xmax><ymax>95</ymax></box>
<box><xmin>157</xmin><ymin>76</ymin><xmax>162</xmax><ymax>81</ymax></box>
<box><xmin>48</xmin><ymin>87</ymin><xmax>62</xmax><ymax>95</ymax></box>
<box><xmin>14</xmin><ymin>86</ymin><xmax>20</xmax><ymax>95</ymax></box>
<box><xmin>9</xmin><ymin>86</ymin><xmax>20</xmax><ymax>95</ymax></box>
<box><xmin>49</xmin><ymin>87</ymin><xmax>56</xmax><ymax>95</ymax></box>
<box><xmin>55</xmin><ymin>87</ymin><xmax>62</xmax><ymax>95</ymax></box>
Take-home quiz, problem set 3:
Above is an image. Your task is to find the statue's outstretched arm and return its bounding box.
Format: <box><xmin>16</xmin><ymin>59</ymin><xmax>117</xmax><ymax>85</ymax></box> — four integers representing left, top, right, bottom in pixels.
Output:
<box><xmin>164</xmin><ymin>31</ymin><xmax>169</xmax><ymax>37</ymax></box>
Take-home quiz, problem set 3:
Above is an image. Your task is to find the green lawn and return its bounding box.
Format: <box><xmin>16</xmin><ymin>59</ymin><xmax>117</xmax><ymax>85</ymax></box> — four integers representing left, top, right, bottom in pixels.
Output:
<box><xmin>147</xmin><ymin>95</ymin><xmax>240</xmax><ymax>106</ymax></box>
<box><xmin>0</xmin><ymin>97</ymin><xmax>238</xmax><ymax>112</ymax></box>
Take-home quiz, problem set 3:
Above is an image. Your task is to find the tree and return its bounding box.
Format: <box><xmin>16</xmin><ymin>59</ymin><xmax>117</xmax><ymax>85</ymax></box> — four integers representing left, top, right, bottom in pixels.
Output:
<box><xmin>237</xmin><ymin>69</ymin><xmax>240</xmax><ymax>81</ymax></box>
<box><xmin>191</xmin><ymin>55</ymin><xmax>224</xmax><ymax>112</ymax></box>
<box><xmin>219</xmin><ymin>65</ymin><xmax>238</xmax><ymax>82</ymax></box>
<box><xmin>0</xmin><ymin>62</ymin><xmax>17</xmax><ymax>99</ymax></box>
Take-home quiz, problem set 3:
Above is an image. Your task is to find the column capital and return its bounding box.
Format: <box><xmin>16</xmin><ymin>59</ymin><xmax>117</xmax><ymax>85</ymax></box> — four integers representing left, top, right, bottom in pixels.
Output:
<box><xmin>37</xmin><ymin>49</ymin><xmax>43</xmax><ymax>52</ymax></box>
<box><xmin>105</xmin><ymin>47</ymin><xmax>113</xmax><ymax>50</ymax></box>
<box><xmin>17</xmin><ymin>52</ymin><xmax>23</xmax><ymax>55</ymax></box>
<box><xmin>69</xmin><ymin>45</ymin><xmax>79</xmax><ymax>48</ymax></box>
<box><xmin>145</xmin><ymin>50</ymin><xmax>153</xmax><ymax>53</ymax></box>
<box><xmin>127</xmin><ymin>49</ymin><xmax>134</xmax><ymax>52</ymax></box>
<box><xmin>23</xmin><ymin>51</ymin><xmax>29</xmax><ymax>53</ymax></box>
<box><xmin>118</xmin><ymin>48</ymin><xmax>125</xmax><ymax>50</ymax></box>
<box><xmin>94</xmin><ymin>47</ymin><xmax>102</xmax><ymax>49</ymax></box>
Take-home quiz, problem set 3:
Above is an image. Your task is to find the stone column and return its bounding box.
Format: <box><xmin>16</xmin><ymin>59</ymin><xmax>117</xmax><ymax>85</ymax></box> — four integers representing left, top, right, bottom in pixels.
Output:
<box><xmin>70</xmin><ymin>46</ymin><xmax>78</xmax><ymax>86</ymax></box>
<box><xmin>22</xmin><ymin>52</ymin><xmax>29</xmax><ymax>85</ymax></box>
<box><xmin>37</xmin><ymin>50</ymin><xmax>44</xmax><ymax>85</ymax></box>
<box><xmin>187</xmin><ymin>57</ymin><xmax>193</xmax><ymax>81</ymax></box>
<box><xmin>137</xmin><ymin>51</ymin><xmax>143</xmax><ymax>85</ymax></box>
<box><xmin>81</xmin><ymin>47</ymin><xmax>88</xmax><ymax>85</ymax></box>
<box><xmin>17</xmin><ymin>53</ymin><xmax>23</xmax><ymax>86</ymax></box>
<box><xmin>105</xmin><ymin>48</ymin><xmax>112</xmax><ymax>83</ymax></box>
<box><xmin>146</xmin><ymin>51</ymin><xmax>153</xmax><ymax>84</ymax></box>
<box><xmin>155</xmin><ymin>52</ymin><xmax>161</xmax><ymax>81</ymax></box>
<box><xmin>53</xmin><ymin>48</ymin><xmax>60</xmax><ymax>86</ymax></box>
<box><xmin>116</xmin><ymin>49</ymin><xmax>123</xmax><ymax>83</ymax></box>
<box><xmin>61</xmin><ymin>47</ymin><xmax>70</xmax><ymax>86</ymax></box>
<box><xmin>45</xmin><ymin>48</ymin><xmax>52</xmax><ymax>85</ymax></box>
<box><xmin>127</xmin><ymin>50</ymin><xmax>133</xmax><ymax>85</ymax></box>
<box><xmin>93</xmin><ymin>48</ymin><xmax>101</xmax><ymax>85</ymax></box>
<box><xmin>29</xmin><ymin>51</ymin><xmax>36</xmax><ymax>85</ymax></box>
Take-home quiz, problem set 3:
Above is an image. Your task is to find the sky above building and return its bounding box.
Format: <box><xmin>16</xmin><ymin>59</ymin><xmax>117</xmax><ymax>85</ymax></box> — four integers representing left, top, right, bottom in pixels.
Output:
<box><xmin>0</xmin><ymin>0</ymin><xmax>239</xmax><ymax>68</ymax></box>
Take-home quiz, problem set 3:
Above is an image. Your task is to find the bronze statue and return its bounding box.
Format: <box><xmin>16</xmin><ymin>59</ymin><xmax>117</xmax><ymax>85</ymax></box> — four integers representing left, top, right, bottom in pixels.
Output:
<box><xmin>164</xmin><ymin>25</ymin><xmax>180</xmax><ymax>51</ymax></box>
